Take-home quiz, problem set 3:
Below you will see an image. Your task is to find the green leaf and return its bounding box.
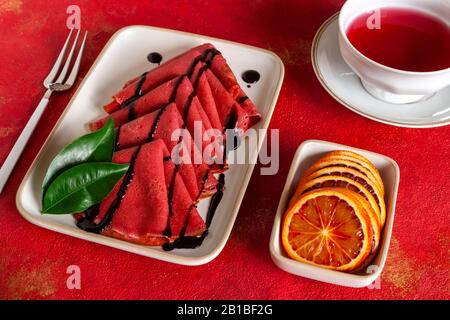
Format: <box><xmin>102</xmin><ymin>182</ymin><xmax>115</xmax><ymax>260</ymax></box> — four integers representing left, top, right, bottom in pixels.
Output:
<box><xmin>42</xmin><ymin>162</ymin><xmax>129</xmax><ymax>214</ymax></box>
<box><xmin>42</xmin><ymin>118</ymin><xmax>115</xmax><ymax>194</ymax></box>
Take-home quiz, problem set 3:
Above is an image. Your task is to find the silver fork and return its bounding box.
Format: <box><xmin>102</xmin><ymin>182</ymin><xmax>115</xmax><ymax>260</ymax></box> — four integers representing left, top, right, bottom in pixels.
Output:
<box><xmin>0</xmin><ymin>29</ymin><xmax>88</xmax><ymax>193</ymax></box>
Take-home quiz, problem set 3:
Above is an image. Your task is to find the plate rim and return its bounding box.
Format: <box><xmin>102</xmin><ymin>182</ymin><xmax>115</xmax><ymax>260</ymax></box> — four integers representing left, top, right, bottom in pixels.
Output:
<box><xmin>15</xmin><ymin>25</ymin><xmax>285</xmax><ymax>266</ymax></box>
<box><xmin>311</xmin><ymin>12</ymin><xmax>450</xmax><ymax>129</ymax></box>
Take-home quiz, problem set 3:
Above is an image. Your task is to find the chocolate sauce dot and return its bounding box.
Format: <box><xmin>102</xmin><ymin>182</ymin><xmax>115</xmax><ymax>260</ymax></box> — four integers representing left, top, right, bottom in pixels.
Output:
<box><xmin>147</xmin><ymin>52</ymin><xmax>162</xmax><ymax>64</ymax></box>
<box><xmin>242</xmin><ymin>70</ymin><xmax>260</xmax><ymax>85</ymax></box>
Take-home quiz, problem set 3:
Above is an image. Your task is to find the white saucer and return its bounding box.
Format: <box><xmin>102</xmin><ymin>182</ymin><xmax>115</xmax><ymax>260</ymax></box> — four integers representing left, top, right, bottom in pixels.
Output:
<box><xmin>311</xmin><ymin>13</ymin><xmax>450</xmax><ymax>128</ymax></box>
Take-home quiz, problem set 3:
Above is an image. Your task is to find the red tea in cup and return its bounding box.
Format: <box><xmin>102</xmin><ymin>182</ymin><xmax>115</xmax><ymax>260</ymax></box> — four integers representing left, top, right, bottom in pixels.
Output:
<box><xmin>346</xmin><ymin>7</ymin><xmax>450</xmax><ymax>72</ymax></box>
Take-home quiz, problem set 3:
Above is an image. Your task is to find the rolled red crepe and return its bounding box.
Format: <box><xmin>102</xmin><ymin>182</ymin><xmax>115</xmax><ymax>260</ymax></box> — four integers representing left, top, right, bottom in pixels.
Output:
<box><xmin>94</xmin><ymin>43</ymin><xmax>260</xmax><ymax>134</ymax></box>
<box><xmin>102</xmin><ymin>43</ymin><xmax>245</xmax><ymax>113</ymax></box>
<box><xmin>112</xmin><ymin>44</ymin><xmax>215</xmax><ymax>106</ymax></box>
<box><xmin>205</xmin><ymin>69</ymin><xmax>261</xmax><ymax>132</ymax></box>
<box><xmin>79</xmin><ymin>44</ymin><xmax>263</xmax><ymax>247</ymax></box>
<box><xmin>171</xmin><ymin>77</ymin><xmax>215</xmax><ymax>152</ymax></box>
<box><xmin>90</xmin><ymin>76</ymin><xmax>181</xmax><ymax>131</ymax></box>
<box><xmin>87</xmin><ymin>140</ymin><xmax>206</xmax><ymax>246</ymax></box>
<box><xmin>190</xmin><ymin>61</ymin><xmax>222</xmax><ymax>131</ymax></box>
<box><xmin>163</xmin><ymin>153</ymin><xmax>207</xmax><ymax>241</ymax></box>
<box><xmin>116</xmin><ymin>103</ymin><xmax>218</xmax><ymax>200</ymax></box>
<box><xmin>236</xmin><ymin>88</ymin><xmax>260</xmax><ymax>129</ymax></box>
<box><xmin>90</xmin><ymin>76</ymin><xmax>215</xmax><ymax>146</ymax></box>
<box><xmin>208</xmin><ymin>53</ymin><xmax>241</xmax><ymax>98</ymax></box>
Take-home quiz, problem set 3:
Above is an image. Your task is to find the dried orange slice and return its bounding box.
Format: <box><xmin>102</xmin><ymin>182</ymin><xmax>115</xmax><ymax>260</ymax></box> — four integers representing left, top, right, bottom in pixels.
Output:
<box><xmin>302</xmin><ymin>157</ymin><xmax>384</xmax><ymax>195</ymax></box>
<box><xmin>302</xmin><ymin>166</ymin><xmax>386</xmax><ymax>227</ymax></box>
<box><xmin>282</xmin><ymin>188</ymin><xmax>373</xmax><ymax>271</ymax></box>
<box><xmin>290</xmin><ymin>175</ymin><xmax>382</xmax><ymax>229</ymax></box>
<box><xmin>345</xmin><ymin>188</ymin><xmax>382</xmax><ymax>273</ymax></box>
<box><xmin>324</xmin><ymin>151</ymin><xmax>384</xmax><ymax>194</ymax></box>
<box><xmin>337</xmin><ymin>188</ymin><xmax>380</xmax><ymax>252</ymax></box>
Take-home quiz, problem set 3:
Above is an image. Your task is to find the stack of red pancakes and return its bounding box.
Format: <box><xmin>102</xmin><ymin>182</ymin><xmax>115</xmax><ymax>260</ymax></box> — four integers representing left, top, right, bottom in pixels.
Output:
<box><xmin>76</xmin><ymin>43</ymin><xmax>261</xmax><ymax>249</ymax></box>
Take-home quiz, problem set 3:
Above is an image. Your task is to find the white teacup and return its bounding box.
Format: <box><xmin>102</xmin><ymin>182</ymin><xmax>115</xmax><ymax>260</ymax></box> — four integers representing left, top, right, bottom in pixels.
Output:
<box><xmin>339</xmin><ymin>0</ymin><xmax>450</xmax><ymax>104</ymax></box>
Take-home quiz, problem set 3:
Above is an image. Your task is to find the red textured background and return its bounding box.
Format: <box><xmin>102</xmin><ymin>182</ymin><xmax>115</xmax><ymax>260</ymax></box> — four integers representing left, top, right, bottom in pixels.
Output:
<box><xmin>0</xmin><ymin>0</ymin><xmax>449</xmax><ymax>300</ymax></box>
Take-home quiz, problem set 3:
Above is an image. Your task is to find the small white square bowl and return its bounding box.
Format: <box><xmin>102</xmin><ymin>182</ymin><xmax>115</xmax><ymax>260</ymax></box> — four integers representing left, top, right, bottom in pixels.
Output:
<box><xmin>269</xmin><ymin>139</ymin><xmax>400</xmax><ymax>288</ymax></box>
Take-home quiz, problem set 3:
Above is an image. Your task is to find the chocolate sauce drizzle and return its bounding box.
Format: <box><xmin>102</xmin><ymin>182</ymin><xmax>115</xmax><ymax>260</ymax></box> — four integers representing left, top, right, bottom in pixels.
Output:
<box><xmin>83</xmin><ymin>204</ymin><xmax>99</xmax><ymax>222</ymax></box>
<box><xmin>135</xmin><ymin>72</ymin><xmax>149</xmax><ymax>96</ymax></box>
<box><xmin>238</xmin><ymin>96</ymin><xmax>249</xmax><ymax>104</ymax></box>
<box><xmin>224</xmin><ymin>111</ymin><xmax>240</xmax><ymax>153</ymax></box>
<box><xmin>114</xmin><ymin>127</ymin><xmax>121</xmax><ymax>150</ymax></box>
<box><xmin>241</xmin><ymin>70</ymin><xmax>260</xmax><ymax>87</ymax></box>
<box><xmin>80</xmin><ymin>48</ymin><xmax>232</xmax><ymax>248</ymax></box>
<box><xmin>122</xmin><ymin>72</ymin><xmax>149</xmax><ymax>122</ymax></box>
<box><xmin>147</xmin><ymin>52</ymin><xmax>163</xmax><ymax>65</ymax></box>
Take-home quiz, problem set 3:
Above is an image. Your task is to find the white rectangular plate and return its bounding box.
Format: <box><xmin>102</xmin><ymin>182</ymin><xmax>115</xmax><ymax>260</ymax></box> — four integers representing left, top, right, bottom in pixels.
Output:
<box><xmin>16</xmin><ymin>26</ymin><xmax>284</xmax><ymax>266</ymax></box>
<box><xmin>269</xmin><ymin>140</ymin><xmax>400</xmax><ymax>287</ymax></box>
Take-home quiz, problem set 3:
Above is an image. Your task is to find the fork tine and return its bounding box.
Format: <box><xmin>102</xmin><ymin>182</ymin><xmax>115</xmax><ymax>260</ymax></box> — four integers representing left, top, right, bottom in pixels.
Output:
<box><xmin>64</xmin><ymin>31</ymin><xmax>88</xmax><ymax>88</ymax></box>
<box><xmin>43</xmin><ymin>29</ymin><xmax>74</xmax><ymax>86</ymax></box>
<box><xmin>54</xmin><ymin>28</ymin><xmax>81</xmax><ymax>84</ymax></box>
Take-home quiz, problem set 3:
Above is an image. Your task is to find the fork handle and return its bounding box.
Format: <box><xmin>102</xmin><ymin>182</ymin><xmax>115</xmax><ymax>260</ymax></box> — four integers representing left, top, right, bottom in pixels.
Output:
<box><xmin>0</xmin><ymin>89</ymin><xmax>52</xmax><ymax>193</ymax></box>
